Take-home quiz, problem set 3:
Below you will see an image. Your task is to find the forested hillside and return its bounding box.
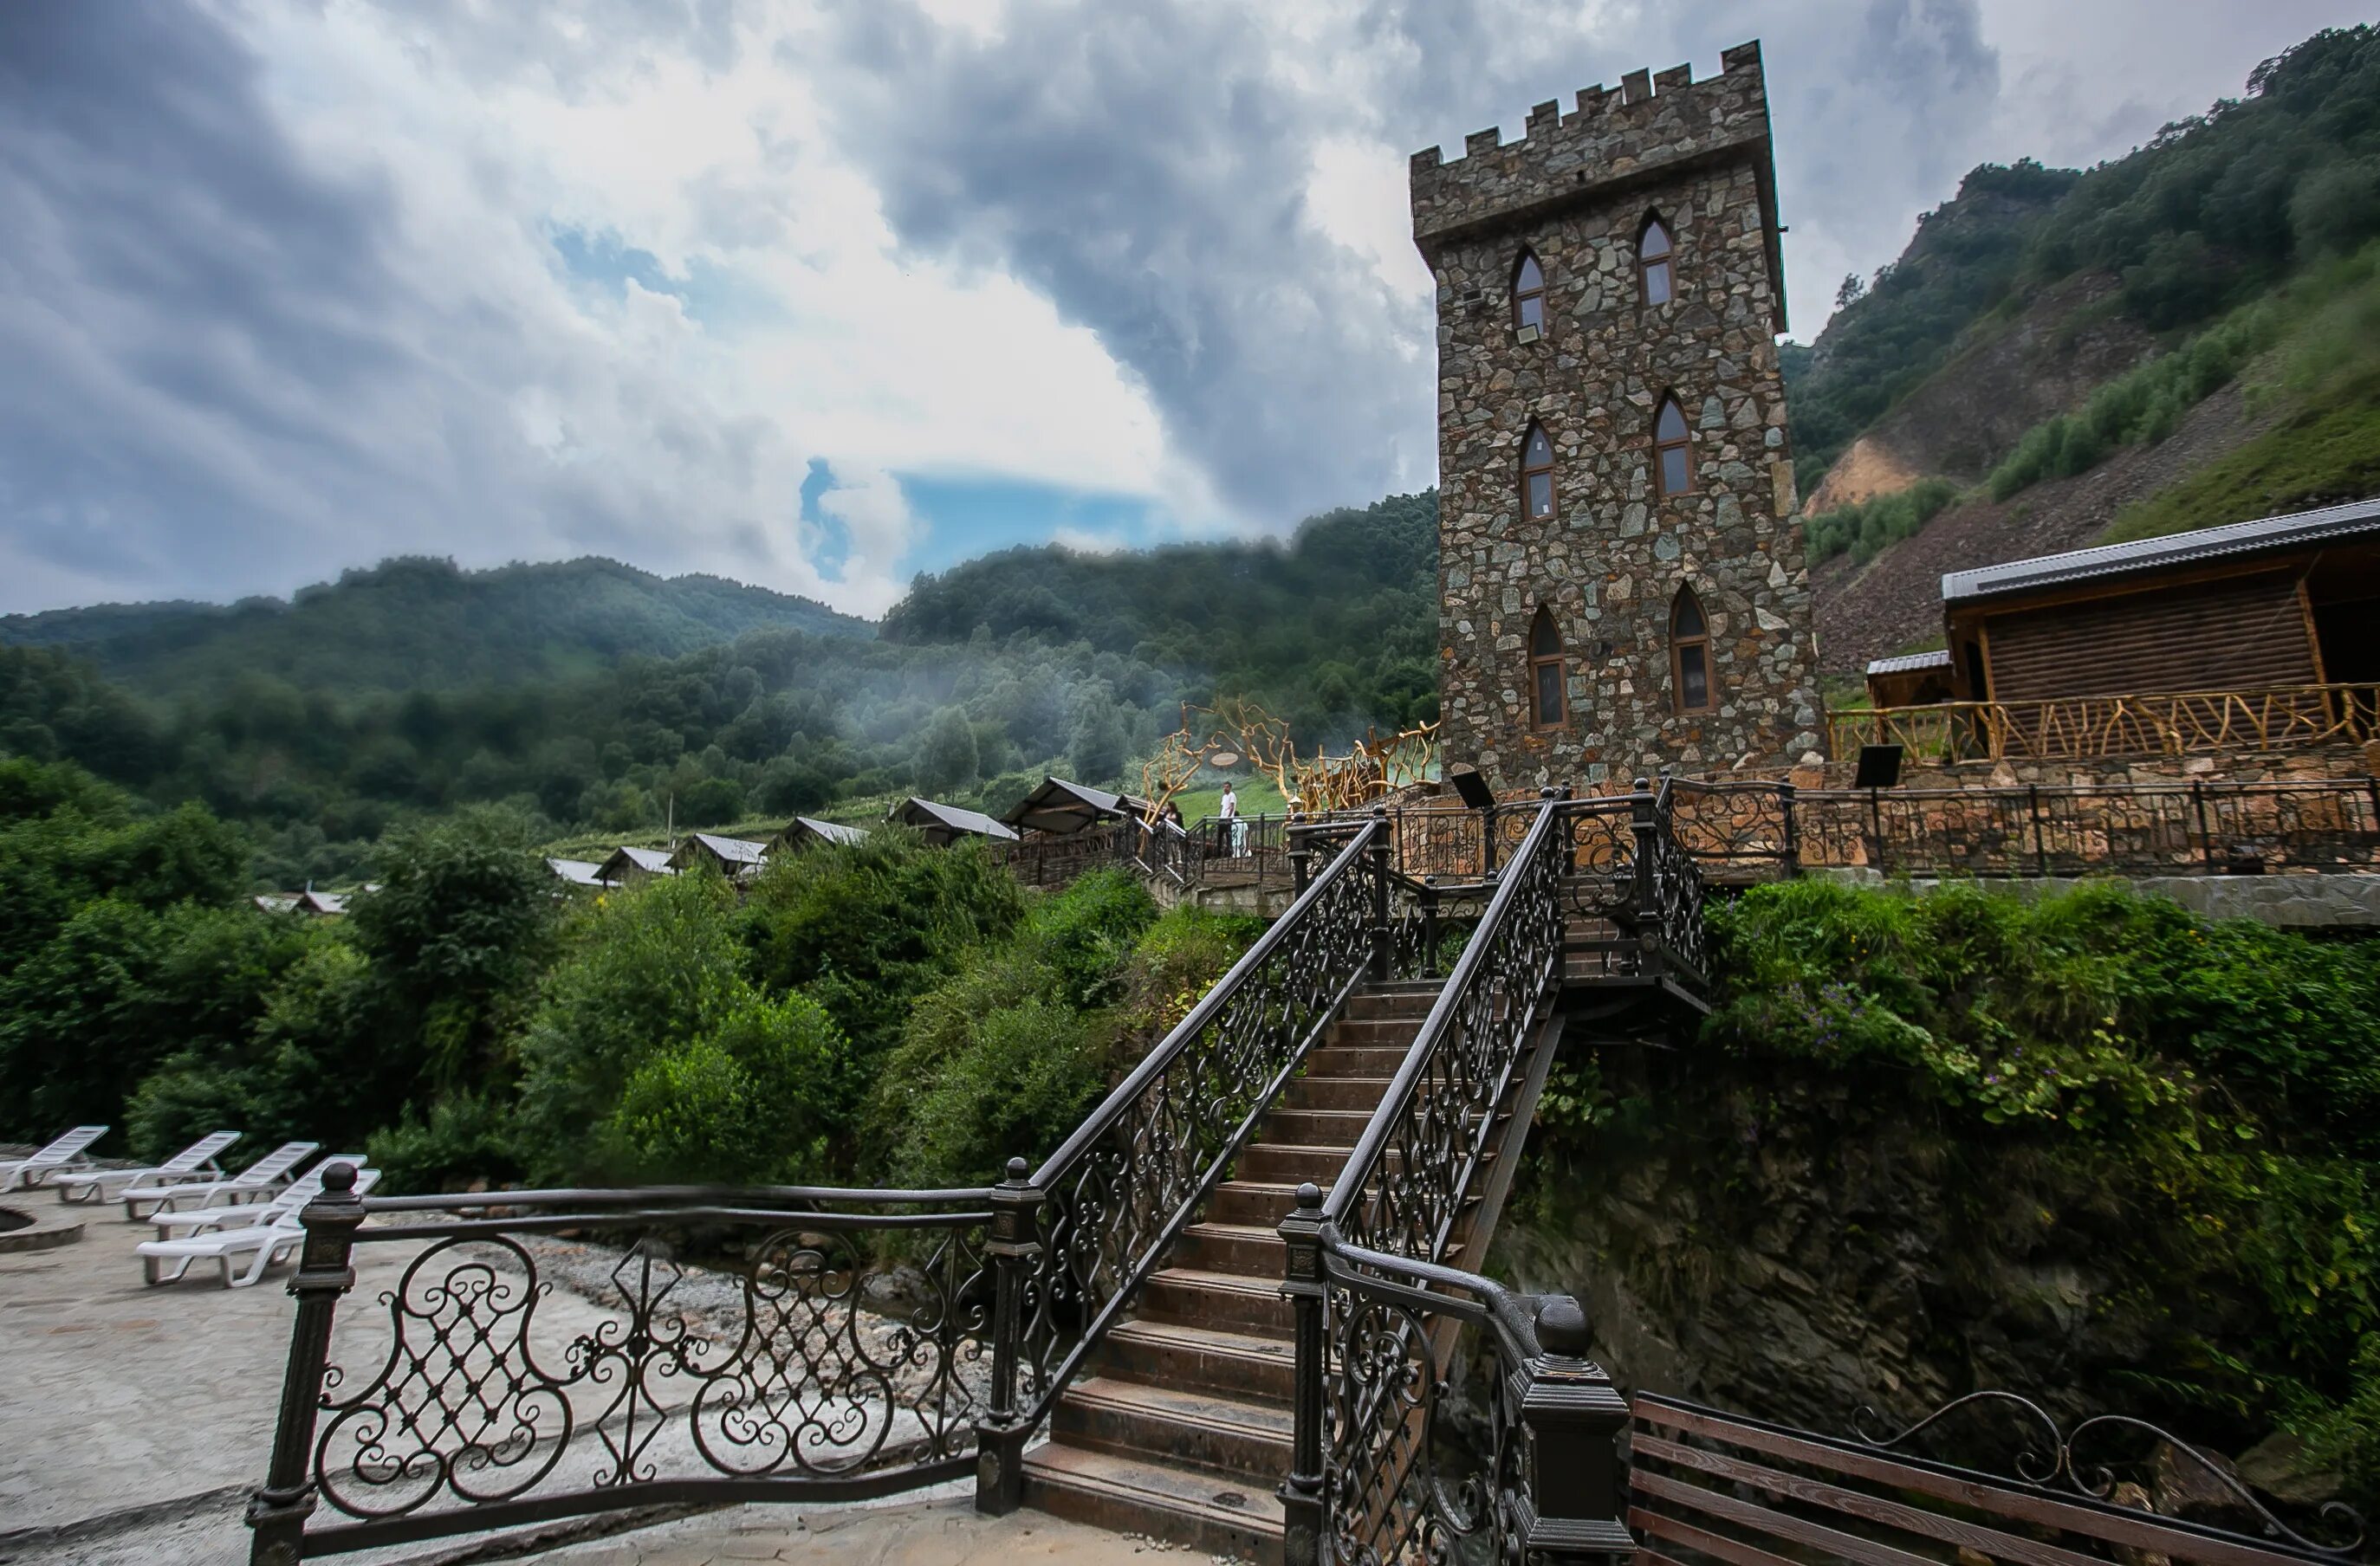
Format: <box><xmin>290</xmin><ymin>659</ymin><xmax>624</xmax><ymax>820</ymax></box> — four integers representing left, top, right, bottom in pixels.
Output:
<box><xmin>1796</xmin><ymin>24</ymin><xmax>2380</xmax><ymax>669</ymax></box>
<box><xmin>0</xmin><ymin>494</ymin><xmax>1439</xmax><ymax>888</ymax></box>
<box><xmin>0</xmin><ymin>555</ymin><xmax>869</xmax><ymax>701</ymax></box>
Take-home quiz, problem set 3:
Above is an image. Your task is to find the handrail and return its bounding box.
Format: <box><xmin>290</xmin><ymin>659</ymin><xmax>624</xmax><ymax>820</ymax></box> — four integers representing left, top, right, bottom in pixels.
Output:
<box><xmin>1321</xmin><ymin>794</ymin><xmax>1564</xmax><ymax>1239</ymax></box>
<box><xmin>1032</xmin><ymin>818</ymin><xmax>1384</xmax><ymax>1187</ymax></box>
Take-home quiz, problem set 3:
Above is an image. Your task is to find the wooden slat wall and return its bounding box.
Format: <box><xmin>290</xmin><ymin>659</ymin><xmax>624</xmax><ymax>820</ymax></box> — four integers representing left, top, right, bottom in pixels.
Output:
<box><xmin>1984</xmin><ymin>573</ymin><xmax>2316</xmax><ymax>702</ymax></box>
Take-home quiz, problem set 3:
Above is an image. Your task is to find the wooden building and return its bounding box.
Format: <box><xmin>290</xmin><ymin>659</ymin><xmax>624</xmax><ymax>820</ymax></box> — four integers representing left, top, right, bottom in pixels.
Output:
<box><xmin>889</xmin><ymin>797</ymin><xmax>1021</xmax><ymax>848</ymax></box>
<box><xmin>593</xmin><ymin>845</ymin><xmax>676</xmax><ymax>886</ymax></box>
<box><xmin>1936</xmin><ymin>500</ymin><xmax>2380</xmax><ymax>705</ymax></box>
<box><xmin>668</xmin><ymin>832</ymin><xmax>771</xmax><ymax>880</ymax></box>
<box><xmin>1000</xmin><ymin>778</ymin><xmax>1154</xmax><ymax>838</ymax></box>
<box><xmin>773</xmin><ymin>816</ymin><xmax>870</xmax><ymax>853</ymax></box>
<box><xmin>1853</xmin><ymin>500</ymin><xmax>2380</xmax><ymax>760</ymax></box>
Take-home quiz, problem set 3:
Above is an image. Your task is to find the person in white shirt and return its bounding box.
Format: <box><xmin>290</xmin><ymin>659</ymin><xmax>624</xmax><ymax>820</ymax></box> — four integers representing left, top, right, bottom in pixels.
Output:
<box><xmin>1219</xmin><ymin>781</ymin><xmax>1245</xmax><ymax>857</ymax></box>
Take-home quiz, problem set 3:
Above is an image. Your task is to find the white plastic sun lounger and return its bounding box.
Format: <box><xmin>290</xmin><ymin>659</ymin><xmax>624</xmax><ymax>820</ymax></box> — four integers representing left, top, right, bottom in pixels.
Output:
<box><xmin>50</xmin><ymin>1131</ymin><xmax>240</xmax><ymax>1205</ymax></box>
<box><xmin>122</xmin><ymin>1140</ymin><xmax>317</xmax><ymax>1220</ymax></box>
<box><xmin>138</xmin><ymin>1167</ymin><xmax>379</xmax><ymax>1287</ymax></box>
<box><xmin>0</xmin><ymin>1126</ymin><xmax>109</xmax><ymax>1193</ymax></box>
<box><xmin>147</xmin><ymin>1155</ymin><xmax>365</xmax><ymax>1239</ymax></box>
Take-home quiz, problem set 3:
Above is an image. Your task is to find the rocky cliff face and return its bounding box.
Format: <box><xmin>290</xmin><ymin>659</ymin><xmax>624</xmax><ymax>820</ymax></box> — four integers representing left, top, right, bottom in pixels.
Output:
<box><xmin>1489</xmin><ymin>1052</ymin><xmax>2263</xmax><ymax>1443</ymax></box>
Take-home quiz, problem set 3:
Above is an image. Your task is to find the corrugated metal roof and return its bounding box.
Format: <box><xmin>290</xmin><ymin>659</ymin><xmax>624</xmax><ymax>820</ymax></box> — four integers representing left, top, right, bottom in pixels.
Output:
<box><xmin>892</xmin><ymin>797</ymin><xmax>1021</xmax><ymax>841</ymax></box>
<box><xmin>1942</xmin><ymin>496</ymin><xmax>2380</xmax><ymax>605</ymax></box>
<box><xmin>790</xmin><ymin>816</ymin><xmax>870</xmax><ymax>845</ymax></box>
<box><xmin>1864</xmin><ymin>649</ymin><xmax>1953</xmax><ymax>676</ymax></box>
<box><xmin>1001</xmin><ymin>776</ymin><xmax>1157</xmax><ymax>833</ymax></box>
<box><xmin>688</xmin><ymin>832</ymin><xmax>770</xmax><ymax>864</ymax></box>
<box><xmin>546</xmin><ymin>857</ymin><xmax>606</xmax><ymax>887</ymax></box>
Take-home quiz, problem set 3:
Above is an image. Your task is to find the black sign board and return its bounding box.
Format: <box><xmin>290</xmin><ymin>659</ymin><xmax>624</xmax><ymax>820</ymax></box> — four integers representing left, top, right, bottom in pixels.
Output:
<box><xmin>1449</xmin><ymin>768</ymin><xmax>1498</xmax><ymax>811</ymax></box>
<box><xmin>1851</xmin><ymin>743</ymin><xmax>1905</xmax><ymax>790</ymax></box>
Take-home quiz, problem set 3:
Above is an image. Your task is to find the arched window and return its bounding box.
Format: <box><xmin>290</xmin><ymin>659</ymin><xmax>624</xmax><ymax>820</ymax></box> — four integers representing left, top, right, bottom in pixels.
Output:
<box><xmin>1529</xmin><ymin>608</ymin><xmax>1565</xmax><ymax>728</ymax></box>
<box><xmin>1513</xmin><ymin>250</ymin><xmax>1547</xmax><ymax>335</ymax></box>
<box><xmin>1670</xmin><ymin>588</ymin><xmax>1712</xmax><ymax>713</ymax></box>
<box><xmin>1638</xmin><ymin>214</ymin><xmax>1675</xmax><ymax>305</ymax></box>
<box><xmin>1653</xmin><ymin>396</ymin><xmax>1692</xmax><ymax>499</ymax></box>
<box><xmin>1521</xmin><ymin>423</ymin><xmax>1556</xmax><ymax>521</ymax></box>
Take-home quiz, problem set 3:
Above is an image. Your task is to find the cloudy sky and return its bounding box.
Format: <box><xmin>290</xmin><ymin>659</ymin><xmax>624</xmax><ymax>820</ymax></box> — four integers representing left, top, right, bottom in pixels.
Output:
<box><xmin>1</xmin><ymin>1</ymin><xmax>2369</xmax><ymax>618</ymax></box>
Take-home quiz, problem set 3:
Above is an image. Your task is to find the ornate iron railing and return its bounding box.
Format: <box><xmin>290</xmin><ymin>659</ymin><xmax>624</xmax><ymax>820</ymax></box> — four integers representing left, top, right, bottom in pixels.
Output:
<box><xmin>1829</xmin><ymin>682</ymin><xmax>2380</xmax><ymax>762</ymax></box>
<box><xmin>1278</xmin><ymin>1218</ymin><xmax>1629</xmax><ymax>1566</ymax></box>
<box><xmin>246</xmin><ymin>1169</ymin><xmax>992</xmax><ymax>1560</ymax></box>
<box><xmin>973</xmin><ymin>815</ymin><xmax>1399</xmax><ymax>1508</ymax></box>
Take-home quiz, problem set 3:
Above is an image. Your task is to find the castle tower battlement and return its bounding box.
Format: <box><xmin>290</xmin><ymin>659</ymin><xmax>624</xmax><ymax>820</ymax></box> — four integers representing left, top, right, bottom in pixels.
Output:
<box><xmin>1418</xmin><ymin>40</ymin><xmax>1821</xmax><ymax>789</ymax></box>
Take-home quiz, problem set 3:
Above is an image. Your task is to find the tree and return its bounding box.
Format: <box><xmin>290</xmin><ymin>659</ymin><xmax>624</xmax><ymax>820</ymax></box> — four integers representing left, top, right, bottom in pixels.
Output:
<box><xmin>915</xmin><ymin>705</ymin><xmax>980</xmax><ymax>794</ymax></box>
<box><xmin>1067</xmin><ymin>696</ymin><xmax>1129</xmax><ymax>786</ymax></box>
<box><xmin>1834</xmin><ymin>272</ymin><xmax>1867</xmax><ymax>309</ymax></box>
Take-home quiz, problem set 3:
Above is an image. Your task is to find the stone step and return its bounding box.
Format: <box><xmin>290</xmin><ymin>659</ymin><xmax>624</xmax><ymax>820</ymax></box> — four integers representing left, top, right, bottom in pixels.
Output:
<box><xmin>1101</xmin><ymin>1317</ymin><xmax>1296</xmax><ymax>1401</ymax></box>
<box><xmin>1234</xmin><ymin>1142</ymin><xmax>1361</xmax><ymax>1185</ymax></box>
<box><xmin>1328</xmin><ymin>1017</ymin><xmax>1429</xmax><ymax>1047</ymax></box>
<box><xmin>1174</xmin><ymin>1220</ymin><xmax>1285</xmax><ymax>1278</ymax></box>
<box><xmin>1141</xmin><ymin>1266</ymin><xmax>1292</xmax><ymax>1336</ymax></box>
<box><xmin>1301</xmin><ymin>1045</ymin><xmax>1413</xmax><ymax>1077</ymax></box>
<box><xmin>1258</xmin><ymin>1107</ymin><xmax>1377</xmax><ymax>1147</ymax></box>
<box><xmin>1283</xmin><ymin>1074</ymin><xmax>1398</xmax><ymax>1112</ymax></box>
<box><xmin>1021</xmin><ymin>1442</ymin><xmax>1283</xmax><ymax>1563</ymax></box>
<box><xmin>1052</xmin><ymin>1375</ymin><xmax>1292</xmax><ymax>1480</ymax></box>
<box><xmin>1204</xmin><ymin>1180</ymin><xmax>1311</xmax><ymax>1229</ymax></box>
<box><xmin>1346</xmin><ymin>988</ymin><xmax>1440</xmax><ymax>1020</ymax></box>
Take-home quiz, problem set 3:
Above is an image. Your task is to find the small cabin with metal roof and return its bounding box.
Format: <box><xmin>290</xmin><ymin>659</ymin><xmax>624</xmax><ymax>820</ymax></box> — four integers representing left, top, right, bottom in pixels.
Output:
<box><xmin>546</xmin><ymin>857</ymin><xmax>606</xmax><ymax>890</ymax></box>
<box><xmin>668</xmin><ymin>832</ymin><xmax>772</xmax><ymax>879</ymax></box>
<box><xmin>889</xmin><ymin>797</ymin><xmax>1021</xmax><ymax>847</ymax></box>
<box><xmin>593</xmin><ymin>844</ymin><xmax>677</xmax><ymax>886</ymax></box>
<box><xmin>1936</xmin><ymin>498</ymin><xmax>2380</xmax><ymax>708</ymax></box>
<box><xmin>1000</xmin><ymin>778</ymin><xmax>1155</xmax><ymax>838</ymax></box>
<box><xmin>774</xmin><ymin>816</ymin><xmax>871</xmax><ymax>852</ymax></box>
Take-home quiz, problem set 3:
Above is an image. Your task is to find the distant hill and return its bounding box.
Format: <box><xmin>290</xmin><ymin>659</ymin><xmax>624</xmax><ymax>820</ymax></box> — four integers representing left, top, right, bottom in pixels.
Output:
<box><xmin>1793</xmin><ymin>24</ymin><xmax>2380</xmax><ymax>673</ymax></box>
<box><xmin>0</xmin><ymin>555</ymin><xmax>871</xmax><ymax>701</ymax></box>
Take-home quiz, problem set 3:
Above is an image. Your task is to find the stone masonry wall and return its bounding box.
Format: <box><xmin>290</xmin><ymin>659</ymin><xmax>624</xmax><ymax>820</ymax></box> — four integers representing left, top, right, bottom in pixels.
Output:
<box><xmin>1418</xmin><ymin>42</ymin><xmax>1823</xmax><ymax>791</ymax></box>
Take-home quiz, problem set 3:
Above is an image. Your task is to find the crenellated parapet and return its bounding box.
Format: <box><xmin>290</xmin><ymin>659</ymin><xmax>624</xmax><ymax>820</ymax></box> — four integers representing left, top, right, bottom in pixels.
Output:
<box><xmin>1410</xmin><ymin>41</ymin><xmax>1781</xmax><ymax>324</ymax></box>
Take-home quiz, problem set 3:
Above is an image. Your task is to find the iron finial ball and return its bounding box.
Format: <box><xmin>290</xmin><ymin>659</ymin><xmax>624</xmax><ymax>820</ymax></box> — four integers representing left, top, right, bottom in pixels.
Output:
<box><xmin>1294</xmin><ymin>1181</ymin><xmax>1322</xmax><ymax>1210</ymax></box>
<box><xmin>321</xmin><ymin>1161</ymin><xmax>356</xmax><ymax>1194</ymax></box>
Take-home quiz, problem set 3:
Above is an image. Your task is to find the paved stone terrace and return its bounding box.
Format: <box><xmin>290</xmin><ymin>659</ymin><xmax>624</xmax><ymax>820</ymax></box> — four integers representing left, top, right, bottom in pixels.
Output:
<box><xmin>0</xmin><ymin>1206</ymin><xmax>1165</xmax><ymax>1565</ymax></box>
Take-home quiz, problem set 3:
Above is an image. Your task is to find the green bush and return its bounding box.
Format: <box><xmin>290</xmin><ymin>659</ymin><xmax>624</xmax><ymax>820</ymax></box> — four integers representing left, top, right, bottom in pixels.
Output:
<box><xmin>512</xmin><ymin>870</ymin><xmax>754</xmax><ymax>1183</ymax></box>
<box><xmin>1702</xmin><ymin>877</ymin><xmax>2380</xmax><ymax>1498</ymax></box>
<box><xmin>1804</xmin><ymin>477</ymin><xmax>1963</xmax><ymax>565</ymax></box>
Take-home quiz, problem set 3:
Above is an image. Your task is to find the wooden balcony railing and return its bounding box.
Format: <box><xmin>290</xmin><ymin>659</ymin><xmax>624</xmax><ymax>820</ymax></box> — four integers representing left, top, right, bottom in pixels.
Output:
<box><xmin>1829</xmin><ymin>683</ymin><xmax>2380</xmax><ymax>763</ymax></box>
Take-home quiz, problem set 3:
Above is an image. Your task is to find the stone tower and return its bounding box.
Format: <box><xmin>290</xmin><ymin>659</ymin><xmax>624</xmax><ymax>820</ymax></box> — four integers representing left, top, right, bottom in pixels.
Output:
<box><xmin>1415</xmin><ymin>41</ymin><xmax>1822</xmax><ymax>789</ymax></box>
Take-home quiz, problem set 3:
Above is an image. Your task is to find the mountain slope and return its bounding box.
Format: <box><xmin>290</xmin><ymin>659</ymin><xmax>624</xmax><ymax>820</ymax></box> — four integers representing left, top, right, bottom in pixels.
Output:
<box><xmin>1796</xmin><ymin>23</ymin><xmax>2380</xmax><ymax>673</ymax></box>
<box><xmin>0</xmin><ymin>555</ymin><xmax>871</xmax><ymax>702</ymax></box>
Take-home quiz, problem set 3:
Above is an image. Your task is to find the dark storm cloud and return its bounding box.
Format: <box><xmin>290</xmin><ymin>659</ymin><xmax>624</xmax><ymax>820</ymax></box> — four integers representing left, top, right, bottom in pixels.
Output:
<box><xmin>819</xmin><ymin>3</ymin><xmax>1431</xmax><ymax>526</ymax></box>
<box><xmin>0</xmin><ymin>3</ymin><xmax>415</xmax><ymax>596</ymax></box>
<box><xmin>820</xmin><ymin>0</ymin><xmax>2009</xmax><ymax>527</ymax></box>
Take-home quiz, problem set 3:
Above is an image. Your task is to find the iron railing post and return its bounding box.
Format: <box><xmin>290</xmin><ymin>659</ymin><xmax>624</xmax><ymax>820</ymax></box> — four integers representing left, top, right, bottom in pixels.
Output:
<box><xmin>1483</xmin><ymin>799</ymin><xmax>1501</xmax><ymax>878</ymax></box>
<box><xmin>2367</xmin><ymin>775</ymin><xmax>2380</xmax><ymax>869</ymax></box>
<box><xmin>1778</xmin><ymin>781</ymin><xmax>1800</xmax><ymax>877</ymax></box>
<box><xmin>2028</xmin><ymin>784</ymin><xmax>2048</xmax><ymax>878</ymax></box>
<box><xmin>1628</xmin><ymin>781</ymin><xmax>1665</xmax><ymax>980</ymax></box>
<box><xmin>1419</xmin><ymin>877</ymin><xmax>1442</xmax><ymax>980</ymax></box>
<box><xmin>1515</xmin><ymin>1296</ymin><xmax>1633</xmax><ymax>1565</ymax></box>
<box><xmin>1287</xmin><ymin>812</ymin><xmax>1313</xmax><ymax>897</ymax></box>
<box><xmin>1277</xmin><ymin>1183</ymin><xmax>1329</xmax><ymax>1566</ymax></box>
<box><xmin>2193</xmin><ymin>780</ymin><xmax>2216</xmax><ymax>874</ymax></box>
<box><xmin>975</xmin><ymin>1156</ymin><xmax>1045</xmax><ymax>1516</ymax></box>
<box><xmin>1367</xmin><ymin>807</ymin><xmax>1392</xmax><ymax>982</ymax></box>
<box><xmin>246</xmin><ymin>1161</ymin><xmax>366</xmax><ymax>1566</ymax></box>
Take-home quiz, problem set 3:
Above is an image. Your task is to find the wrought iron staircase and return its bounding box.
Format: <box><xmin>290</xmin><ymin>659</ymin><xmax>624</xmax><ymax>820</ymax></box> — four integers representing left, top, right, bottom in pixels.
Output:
<box><xmin>243</xmin><ymin>786</ymin><xmax>1709</xmax><ymax>1565</ymax></box>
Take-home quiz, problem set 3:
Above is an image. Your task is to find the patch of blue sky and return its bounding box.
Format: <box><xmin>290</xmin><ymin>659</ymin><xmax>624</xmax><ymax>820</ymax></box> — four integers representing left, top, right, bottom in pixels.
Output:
<box><xmin>897</xmin><ymin>474</ymin><xmax>1169</xmax><ymax>577</ymax></box>
<box><xmin>548</xmin><ymin>227</ymin><xmax>775</xmax><ymax>329</ymax></box>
